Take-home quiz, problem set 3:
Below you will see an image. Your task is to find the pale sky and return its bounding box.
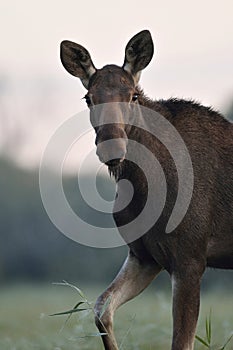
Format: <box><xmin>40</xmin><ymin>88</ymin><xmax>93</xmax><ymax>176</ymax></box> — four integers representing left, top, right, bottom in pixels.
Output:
<box><xmin>0</xmin><ymin>0</ymin><xmax>233</xmax><ymax>170</ymax></box>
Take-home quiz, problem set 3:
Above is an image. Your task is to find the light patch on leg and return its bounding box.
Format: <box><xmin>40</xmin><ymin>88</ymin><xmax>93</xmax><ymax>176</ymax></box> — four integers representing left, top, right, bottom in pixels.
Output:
<box><xmin>171</xmin><ymin>275</ymin><xmax>177</xmax><ymax>296</ymax></box>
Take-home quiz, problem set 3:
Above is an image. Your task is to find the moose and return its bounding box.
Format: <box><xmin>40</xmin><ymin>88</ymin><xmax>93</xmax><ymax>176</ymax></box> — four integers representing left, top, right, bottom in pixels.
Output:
<box><xmin>60</xmin><ymin>30</ymin><xmax>233</xmax><ymax>350</ymax></box>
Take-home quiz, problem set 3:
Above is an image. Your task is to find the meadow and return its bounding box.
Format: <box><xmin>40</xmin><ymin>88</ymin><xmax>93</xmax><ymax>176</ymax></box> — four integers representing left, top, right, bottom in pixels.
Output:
<box><xmin>0</xmin><ymin>283</ymin><xmax>232</xmax><ymax>350</ymax></box>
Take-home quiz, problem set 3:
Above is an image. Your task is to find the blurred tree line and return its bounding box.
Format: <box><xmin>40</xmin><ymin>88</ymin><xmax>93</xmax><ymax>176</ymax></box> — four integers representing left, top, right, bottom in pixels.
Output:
<box><xmin>0</xmin><ymin>103</ymin><xmax>232</xmax><ymax>289</ymax></box>
<box><xmin>0</xmin><ymin>157</ymin><xmax>128</xmax><ymax>285</ymax></box>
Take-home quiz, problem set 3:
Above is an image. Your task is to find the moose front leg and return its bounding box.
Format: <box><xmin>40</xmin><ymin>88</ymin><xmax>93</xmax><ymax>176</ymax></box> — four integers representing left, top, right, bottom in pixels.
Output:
<box><xmin>94</xmin><ymin>252</ymin><xmax>161</xmax><ymax>350</ymax></box>
<box><xmin>171</xmin><ymin>264</ymin><xmax>204</xmax><ymax>350</ymax></box>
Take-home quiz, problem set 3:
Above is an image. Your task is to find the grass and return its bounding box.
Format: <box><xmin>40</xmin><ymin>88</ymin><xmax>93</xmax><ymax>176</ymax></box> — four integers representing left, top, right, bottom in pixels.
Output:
<box><xmin>0</xmin><ymin>283</ymin><xmax>232</xmax><ymax>350</ymax></box>
<box><xmin>195</xmin><ymin>309</ymin><xmax>233</xmax><ymax>349</ymax></box>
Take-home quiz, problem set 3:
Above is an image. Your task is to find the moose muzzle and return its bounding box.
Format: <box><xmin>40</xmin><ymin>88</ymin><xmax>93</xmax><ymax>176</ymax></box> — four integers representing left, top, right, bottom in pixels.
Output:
<box><xmin>95</xmin><ymin>125</ymin><xmax>128</xmax><ymax>167</ymax></box>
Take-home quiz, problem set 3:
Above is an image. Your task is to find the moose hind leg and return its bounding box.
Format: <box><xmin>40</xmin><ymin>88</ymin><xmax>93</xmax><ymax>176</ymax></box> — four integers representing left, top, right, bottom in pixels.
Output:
<box><xmin>171</xmin><ymin>264</ymin><xmax>204</xmax><ymax>350</ymax></box>
<box><xmin>94</xmin><ymin>252</ymin><xmax>161</xmax><ymax>350</ymax></box>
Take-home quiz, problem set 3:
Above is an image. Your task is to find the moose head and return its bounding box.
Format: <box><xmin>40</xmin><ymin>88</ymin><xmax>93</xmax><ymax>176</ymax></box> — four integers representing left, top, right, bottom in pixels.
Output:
<box><xmin>60</xmin><ymin>30</ymin><xmax>154</xmax><ymax>168</ymax></box>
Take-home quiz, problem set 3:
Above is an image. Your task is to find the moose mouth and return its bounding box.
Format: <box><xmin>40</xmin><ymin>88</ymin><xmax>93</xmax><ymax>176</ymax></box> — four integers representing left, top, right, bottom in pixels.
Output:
<box><xmin>105</xmin><ymin>157</ymin><xmax>125</xmax><ymax>168</ymax></box>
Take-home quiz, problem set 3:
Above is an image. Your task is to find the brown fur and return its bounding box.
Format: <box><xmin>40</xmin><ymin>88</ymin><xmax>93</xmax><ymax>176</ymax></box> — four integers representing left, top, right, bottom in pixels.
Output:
<box><xmin>60</xmin><ymin>30</ymin><xmax>233</xmax><ymax>350</ymax></box>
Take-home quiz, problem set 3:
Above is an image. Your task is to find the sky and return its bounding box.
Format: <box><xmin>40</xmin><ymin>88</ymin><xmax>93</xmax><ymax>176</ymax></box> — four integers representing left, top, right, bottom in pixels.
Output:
<box><xmin>0</xmin><ymin>0</ymin><xmax>233</xmax><ymax>170</ymax></box>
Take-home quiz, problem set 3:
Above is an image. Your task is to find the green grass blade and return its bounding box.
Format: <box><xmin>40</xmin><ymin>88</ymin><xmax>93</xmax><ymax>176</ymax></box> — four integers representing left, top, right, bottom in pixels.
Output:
<box><xmin>50</xmin><ymin>307</ymin><xmax>91</xmax><ymax>316</ymax></box>
<box><xmin>52</xmin><ymin>280</ymin><xmax>86</xmax><ymax>300</ymax></box>
<box><xmin>99</xmin><ymin>295</ymin><xmax>112</xmax><ymax>319</ymax></box>
<box><xmin>219</xmin><ymin>333</ymin><xmax>233</xmax><ymax>350</ymax></box>
<box><xmin>119</xmin><ymin>314</ymin><xmax>136</xmax><ymax>350</ymax></box>
<box><xmin>62</xmin><ymin>301</ymin><xmax>86</xmax><ymax>328</ymax></box>
<box><xmin>73</xmin><ymin>301</ymin><xmax>86</xmax><ymax>309</ymax></box>
<box><xmin>208</xmin><ymin>309</ymin><xmax>212</xmax><ymax>344</ymax></box>
<box><xmin>205</xmin><ymin>317</ymin><xmax>209</xmax><ymax>344</ymax></box>
<box><xmin>195</xmin><ymin>335</ymin><xmax>210</xmax><ymax>347</ymax></box>
<box><xmin>81</xmin><ymin>332</ymin><xmax>108</xmax><ymax>337</ymax></box>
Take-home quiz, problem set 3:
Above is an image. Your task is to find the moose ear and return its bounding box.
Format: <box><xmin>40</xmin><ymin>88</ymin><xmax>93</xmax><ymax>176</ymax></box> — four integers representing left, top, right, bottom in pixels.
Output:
<box><xmin>123</xmin><ymin>30</ymin><xmax>154</xmax><ymax>84</ymax></box>
<box><xmin>60</xmin><ymin>40</ymin><xmax>96</xmax><ymax>89</ymax></box>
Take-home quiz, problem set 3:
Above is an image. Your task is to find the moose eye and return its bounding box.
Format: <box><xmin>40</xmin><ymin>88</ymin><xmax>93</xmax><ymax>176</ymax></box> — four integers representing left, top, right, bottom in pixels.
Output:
<box><xmin>132</xmin><ymin>93</ymin><xmax>139</xmax><ymax>102</ymax></box>
<box><xmin>84</xmin><ymin>95</ymin><xmax>92</xmax><ymax>106</ymax></box>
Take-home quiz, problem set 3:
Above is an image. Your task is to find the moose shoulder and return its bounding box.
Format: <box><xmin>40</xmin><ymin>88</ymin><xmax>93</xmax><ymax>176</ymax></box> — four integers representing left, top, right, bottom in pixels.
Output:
<box><xmin>60</xmin><ymin>30</ymin><xmax>233</xmax><ymax>350</ymax></box>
